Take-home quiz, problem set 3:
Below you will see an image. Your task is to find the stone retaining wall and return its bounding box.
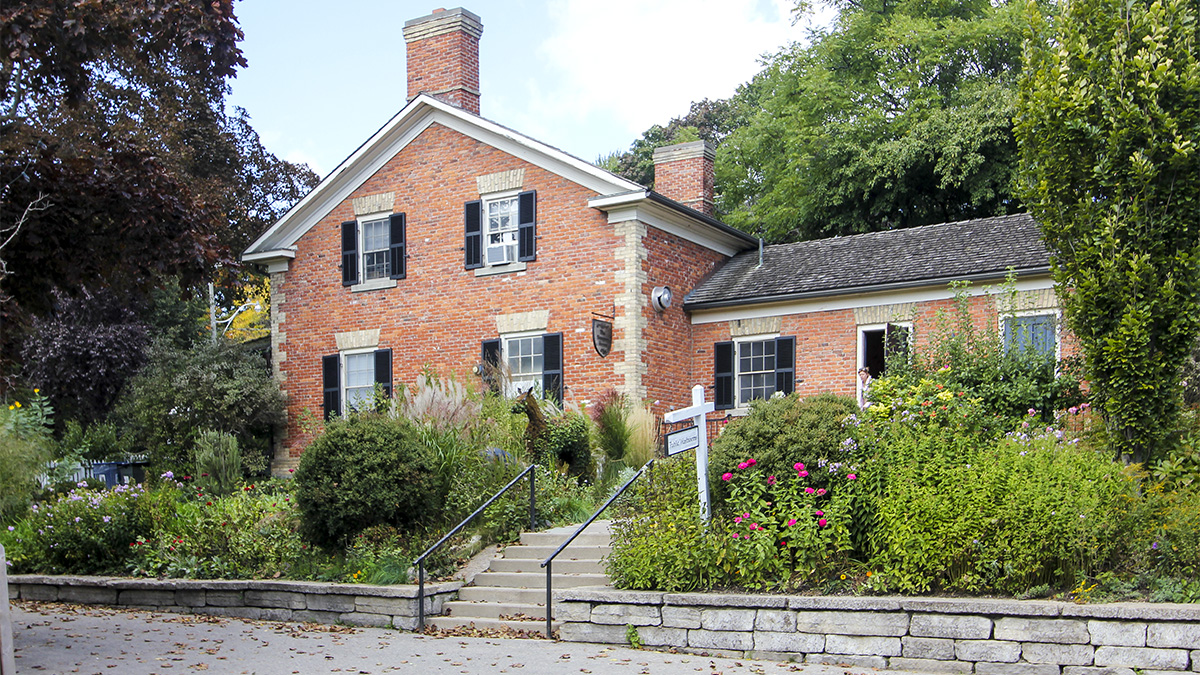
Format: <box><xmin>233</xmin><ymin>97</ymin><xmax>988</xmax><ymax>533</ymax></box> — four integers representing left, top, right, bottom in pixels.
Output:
<box><xmin>7</xmin><ymin>575</ymin><xmax>460</xmax><ymax>631</ymax></box>
<box><xmin>555</xmin><ymin>588</ymin><xmax>1200</xmax><ymax>674</ymax></box>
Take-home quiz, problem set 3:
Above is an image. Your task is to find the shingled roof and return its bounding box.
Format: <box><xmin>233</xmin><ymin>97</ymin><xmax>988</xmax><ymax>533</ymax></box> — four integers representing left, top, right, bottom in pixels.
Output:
<box><xmin>684</xmin><ymin>213</ymin><xmax>1051</xmax><ymax>309</ymax></box>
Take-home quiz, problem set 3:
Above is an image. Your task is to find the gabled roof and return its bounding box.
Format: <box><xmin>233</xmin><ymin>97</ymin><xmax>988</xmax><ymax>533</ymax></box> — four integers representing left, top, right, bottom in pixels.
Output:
<box><xmin>243</xmin><ymin>95</ymin><xmax>647</xmax><ymax>259</ymax></box>
<box><xmin>684</xmin><ymin>213</ymin><xmax>1051</xmax><ymax>310</ymax></box>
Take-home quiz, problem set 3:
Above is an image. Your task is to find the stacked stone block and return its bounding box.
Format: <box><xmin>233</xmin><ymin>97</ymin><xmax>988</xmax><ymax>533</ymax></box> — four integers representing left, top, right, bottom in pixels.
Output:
<box><xmin>555</xmin><ymin>589</ymin><xmax>1200</xmax><ymax>673</ymax></box>
<box><xmin>9</xmin><ymin>576</ymin><xmax>460</xmax><ymax>631</ymax></box>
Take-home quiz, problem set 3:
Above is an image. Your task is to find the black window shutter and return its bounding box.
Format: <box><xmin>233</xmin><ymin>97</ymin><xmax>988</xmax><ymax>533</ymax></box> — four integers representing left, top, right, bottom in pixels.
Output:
<box><xmin>465</xmin><ymin>200</ymin><xmax>483</xmax><ymax>269</ymax></box>
<box><xmin>714</xmin><ymin>341</ymin><xmax>735</xmax><ymax>410</ymax></box>
<box><xmin>517</xmin><ymin>190</ymin><xmax>537</xmax><ymax>262</ymax></box>
<box><xmin>542</xmin><ymin>332</ymin><xmax>563</xmax><ymax>404</ymax></box>
<box><xmin>373</xmin><ymin>348</ymin><xmax>393</xmax><ymax>401</ymax></box>
<box><xmin>341</xmin><ymin>221</ymin><xmax>358</xmax><ymax>286</ymax></box>
<box><xmin>322</xmin><ymin>354</ymin><xmax>341</xmax><ymax>420</ymax></box>
<box><xmin>481</xmin><ymin>339</ymin><xmax>501</xmax><ymax>392</ymax></box>
<box><xmin>388</xmin><ymin>214</ymin><xmax>406</xmax><ymax>280</ymax></box>
<box><xmin>774</xmin><ymin>336</ymin><xmax>796</xmax><ymax>396</ymax></box>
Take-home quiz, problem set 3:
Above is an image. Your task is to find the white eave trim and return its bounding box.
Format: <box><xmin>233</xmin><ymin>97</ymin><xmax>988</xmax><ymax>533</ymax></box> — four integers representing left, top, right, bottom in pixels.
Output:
<box><xmin>243</xmin><ymin>95</ymin><xmax>642</xmax><ymax>257</ymax></box>
<box><xmin>588</xmin><ymin>191</ymin><xmax>753</xmax><ymax>257</ymax></box>
<box><xmin>689</xmin><ymin>274</ymin><xmax>1057</xmax><ymax>324</ymax></box>
<box><xmin>242</xmin><ymin>248</ymin><xmax>296</xmax><ymax>264</ymax></box>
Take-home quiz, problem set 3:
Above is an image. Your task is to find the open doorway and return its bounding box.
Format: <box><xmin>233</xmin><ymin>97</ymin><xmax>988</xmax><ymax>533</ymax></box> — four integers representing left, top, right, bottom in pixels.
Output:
<box><xmin>857</xmin><ymin>323</ymin><xmax>911</xmax><ymax>402</ymax></box>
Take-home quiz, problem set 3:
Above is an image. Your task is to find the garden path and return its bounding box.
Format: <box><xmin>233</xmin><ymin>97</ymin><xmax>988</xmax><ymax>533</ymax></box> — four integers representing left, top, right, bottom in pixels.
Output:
<box><xmin>11</xmin><ymin>601</ymin><xmax>943</xmax><ymax>675</ymax></box>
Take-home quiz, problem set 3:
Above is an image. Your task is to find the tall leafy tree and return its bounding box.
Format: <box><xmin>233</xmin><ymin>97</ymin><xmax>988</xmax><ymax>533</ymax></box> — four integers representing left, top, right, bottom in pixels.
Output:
<box><xmin>1016</xmin><ymin>0</ymin><xmax>1200</xmax><ymax>464</ymax></box>
<box><xmin>0</xmin><ymin>1</ymin><xmax>317</xmax><ymax>369</ymax></box>
<box><xmin>716</xmin><ymin>0</ymin><xmax>1030</xmax><ymax>241</ymax></box>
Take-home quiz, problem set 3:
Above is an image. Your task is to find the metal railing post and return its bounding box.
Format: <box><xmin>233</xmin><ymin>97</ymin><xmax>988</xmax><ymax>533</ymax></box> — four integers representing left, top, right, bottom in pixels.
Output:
<box><xmin>529</xmin><ymin>467</ymin><xmax>536</xmax><ymax>531</ymax></box>
<box><xmin>545</xmin><ymin>561</ymin><xmax>553</xmax><ymax>638</ymax></box>
<box><xmin>417</xmin><ymin>560</ymin><xmax>425</xmax><ymax>629</ymax></box>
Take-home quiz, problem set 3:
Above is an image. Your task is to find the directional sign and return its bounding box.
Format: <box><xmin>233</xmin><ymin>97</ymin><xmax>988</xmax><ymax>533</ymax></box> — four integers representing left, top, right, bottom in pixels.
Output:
<box><xmin>665</xmin><ymin>426</ymin><xmax>700</xmax><ymax>456</ymax></box>
<box><xmin>663</xmin><ymin>385</ymin><xmax>714</xmax><ymax>522</ymax></box>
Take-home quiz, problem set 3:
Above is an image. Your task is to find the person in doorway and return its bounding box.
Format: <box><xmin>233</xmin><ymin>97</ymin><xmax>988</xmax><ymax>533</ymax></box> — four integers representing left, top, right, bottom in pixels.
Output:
<box><xmin>857</xmin><ymin>367</ymin><xmax>873</xmax><ymax>408</ymax></box>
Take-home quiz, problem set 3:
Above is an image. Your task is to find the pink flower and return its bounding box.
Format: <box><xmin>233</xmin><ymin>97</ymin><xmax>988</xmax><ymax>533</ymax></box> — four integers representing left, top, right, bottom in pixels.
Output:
<box><xmin>743</xmin><ymin>512</ymin><xmax>750</xmax><ymax>519</ymax></box>
<box><xmin>747</xmin><ymin>458</ymin><xmax>757</xmax><ymax>466</ymax></box>
<box><xmin>767</xmin><ymin>475</ymin><xmax>777</xmax><ymax>485</ymax></box>
<box><xmin>722</xmin><ymin>472</ymin><xmax>733</xmax><ymax>481</ymax></box>
<box><xmin>816</xmin><ymin>488</ymin><xmax>826</xmax><ymax>496</ymax></box>
<box><xmin>799</xmin><ymin>470</ymin><xmax>809</xmax><ymax>478</ymax></box>
<box><xmin>1068</xmin><ymin>406</ymin><xmax>1079</xmax><ymax>415</ymax></box>
<box><xmin>818</xmin><ymin>518</ymin><xmax>827</xmax><ymax>527</ymax></box>
<box><xmin>787</xmin><ymin>519</ymin><xmax>796</xmax><ymax>526</ymax></box>
<box><xmin>815</xmin><ymin>510</ymin><xmax>824</xmax><ymax>516</ymax></box>
<box><xmin>750</xmin><ymin>523</ymin><xmax>759</xmax><ymax>530</ymax></box>
<box><xmin>794</xmin><ymin>462</ymin><xmax>805</xmax><ymax>471</ymax></box>
<box><xmin>847</xmin><ymin>474</ymin><xmax>857</xmax><ymax>480</ymax></box>
<box><xmin>733</xmin><ymin>516</ymin><xmax>742</xmax><ymax>524</ymax></box>
<box><xmin>804</xmin><ymin>487</ymin><xmax>815</xmax><ymax>494</ymax></box>
<box><xmin>732</xmin><ymin>533</ymin><xmax>740</xmax><ymax>539</ymax></box>
<box><xmin>737</xmin><ymin>462</ymin><xmax>748</xmax><ymax>470</ymax></box>
<box><xmin>1028</xmin><ymin>408</ymin><xmax>1037</xmax><ymax>416</ymax></box>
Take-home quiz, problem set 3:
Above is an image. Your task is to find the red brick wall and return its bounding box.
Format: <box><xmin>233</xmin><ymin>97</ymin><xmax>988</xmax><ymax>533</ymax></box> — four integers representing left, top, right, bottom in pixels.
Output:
<box><xmin>276</xmin><ymin>123</ymin><xmax>624</xmax><ymax>457</ymax></box>
<box><xmin>654</xmin><ymin>157</ymin><xmax>715</xmax><ymax>216</ymax></box>
<box><xmin>641</xmin><ymin>227</ymin><xmax>726</xmax><ymax>415</ymax></box>
<box><xmin>406</xmin><ymin>29</ymin><xmax>481</xmax><ymax>114</ymax></box>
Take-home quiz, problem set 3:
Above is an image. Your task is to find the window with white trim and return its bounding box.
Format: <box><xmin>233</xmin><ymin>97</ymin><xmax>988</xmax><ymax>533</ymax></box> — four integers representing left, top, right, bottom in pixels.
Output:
<box><xmin>504</xmin><ymin>332</ymin><xmax>544</xmax><ymax>397</ymax></box>
<box><xmin>737</xmin><ymin>338</ymin><xmax>777</xmax><ymax>405</ymax></box>
<box><xmin>360</xmin><ymin>216</ymin><xmax>390</xmax><ymax>281</ymax></box>
<box><xmin>343</xmin><ymin>350</ymin><xmax>377</xmax><ymax>412</ymax></box>
<box><xmin>1002</xmin><ymin>311</ymin><xmax>1058</xmax><ymax>357</ymax></box>
<box><xmin>485</xmin><ymin>195</ymin><xmax>520</xmax><ymax>266</ymax></box>
<box><xmin>714</xmin><ymin>336</ymin><xmax>795</xmax><ymax>410</ymax></box>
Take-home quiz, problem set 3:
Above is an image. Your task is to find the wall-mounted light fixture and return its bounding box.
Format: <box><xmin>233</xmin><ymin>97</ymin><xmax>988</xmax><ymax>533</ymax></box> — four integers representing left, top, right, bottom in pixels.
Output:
<box><xmin>651</xmin><ymin>286</ymin><xmax>673</xmax><ymax>313</ymax></box>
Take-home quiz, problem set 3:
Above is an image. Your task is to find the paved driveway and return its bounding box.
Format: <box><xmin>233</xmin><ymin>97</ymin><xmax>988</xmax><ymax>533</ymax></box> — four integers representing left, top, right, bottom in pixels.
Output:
<box><xmin>12</xmin><ymin>601</ymin><xmax>932</xmax><ymax>675</ymax></box>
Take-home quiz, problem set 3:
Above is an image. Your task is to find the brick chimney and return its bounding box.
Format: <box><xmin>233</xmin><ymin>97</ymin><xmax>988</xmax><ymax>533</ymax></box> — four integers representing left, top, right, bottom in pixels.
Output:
<box><xmin>403</xmin><ymin>8</ymin><xmax>483</xmax><ymax>114</ymax></box>
<box><xmin>652</xmin><ymin>141</ymin><xmax>716</xmax><ymax>216</ymax></box>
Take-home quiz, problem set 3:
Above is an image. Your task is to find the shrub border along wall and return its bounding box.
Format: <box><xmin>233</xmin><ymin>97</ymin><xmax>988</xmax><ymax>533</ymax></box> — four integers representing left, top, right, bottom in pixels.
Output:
<box><xmin>554</xmin><ymin>588</ymin><xmax>1200</xmax><ymax>674</ymax></box>
<box><xmin>6</xmin><ymin>575</ymin><xmax>460</xmax><ymax>631</ymax></box>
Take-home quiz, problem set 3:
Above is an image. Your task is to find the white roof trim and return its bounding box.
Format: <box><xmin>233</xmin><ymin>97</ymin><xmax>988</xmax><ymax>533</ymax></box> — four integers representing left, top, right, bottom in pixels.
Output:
<box><xmin>243</xmin><ymin>95</ymin><xmax>644</xmax><ymax>257</ymax></box>
<box><xmin>589</xmin><ymin>192</ymin><xmax>752</xmax><ymax>257</ymax></box>
<box><xmin>689</xmin><ymin>275</ymin><xmax>1056</xmax><ymax>324</ymax></box>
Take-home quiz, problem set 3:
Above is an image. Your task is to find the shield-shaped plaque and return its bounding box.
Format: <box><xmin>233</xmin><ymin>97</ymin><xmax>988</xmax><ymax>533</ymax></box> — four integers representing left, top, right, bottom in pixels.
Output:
<box><xmin>592</xmin><ymin>319</ymin><xmax>612</xmax><ymax>358</ymax></box>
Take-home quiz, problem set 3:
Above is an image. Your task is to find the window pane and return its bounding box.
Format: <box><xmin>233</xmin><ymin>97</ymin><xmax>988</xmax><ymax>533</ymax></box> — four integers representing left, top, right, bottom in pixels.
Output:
<box><xmin>736</xmin><ymin>339</ymin><xmax>778</xmax><ymax>405</ymax></box>
<box><xmin>346</xmin><ymin>353</ymin><xmax>373</xmax><ymax>387</ymax></box>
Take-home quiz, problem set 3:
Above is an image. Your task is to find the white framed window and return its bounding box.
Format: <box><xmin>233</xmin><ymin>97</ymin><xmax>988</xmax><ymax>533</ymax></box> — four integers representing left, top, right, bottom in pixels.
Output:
<box><xmin>360</xmin><ymin>216</ymin><xmax>390</xmax><ymax>281</ymax></box>
<box><xmin>857</xmin><ymin>322</ymin><xmax>911</xmax><ymax>405</ymax></box>
<box><xmin>342</xmin><ymin>349</ymin><xmax>377</xmax><ymax>412</ymax></box>
<box><xmin>736</xmin><ymin>336</ymin><xmax>778</xmax><ymax>406</ymax></box>
<box><xmin>485</xmin><ymin>192</ymin><xmax>520</xmax><ymax>266</ymax></box>
<box><xmin>1001</xmin><ymin>310</ymin><xmax>1059</xmax><ymax>358</ymax></box>
<box><xmin>503</xmin><ymin>331</ymin><xmax>544</xmax><ymax>397</ymax></box>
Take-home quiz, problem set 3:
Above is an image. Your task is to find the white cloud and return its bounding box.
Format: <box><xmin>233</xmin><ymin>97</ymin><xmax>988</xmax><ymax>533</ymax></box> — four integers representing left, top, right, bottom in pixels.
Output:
<box><xmin>534</xmin><ymin>0</ymin><xmax>801</xmax><ymax>140</ymax></box>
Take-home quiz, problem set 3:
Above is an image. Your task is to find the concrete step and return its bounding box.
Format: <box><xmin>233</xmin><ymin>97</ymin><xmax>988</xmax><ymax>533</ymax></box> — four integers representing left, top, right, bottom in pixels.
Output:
<box><xmin>457</xmin><ymin>586</ymin><xmax>548</xmax><ymax>604</ymax></box>
<box><xmin>471</xmin><ymin>571</ymin><xmax>609</xmax><ymax>589</ymax></box>
<box><xmin>499</xmin><ymin>544</ymin><xmax>609</xmax><ymax>561</ymax></box>
<box><xmin>442</xmin><ymin>600</ymin><xmax>547</xmax><ymax>620</ymax></box>
<box><xmin>488</xmin><ymin>557</ymin><xmax>604</xmax><ymax>575</ymax></box>
<box><xmin>518</xmin><ymin>531</ymin><xmax>610</xmax><ymax>548</ymax></box>
<box><xmin>426</xmin><ymin>615</ymin><xmax>557</xmax><ymax>635</ymax></box>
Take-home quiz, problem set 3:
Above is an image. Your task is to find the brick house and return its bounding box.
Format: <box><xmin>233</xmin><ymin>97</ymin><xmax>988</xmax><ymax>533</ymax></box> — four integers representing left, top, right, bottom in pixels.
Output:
<box><xmin>243</xmin><ymin>7</ymin><xmax>1064</xmax><ymax>474</ymax></box>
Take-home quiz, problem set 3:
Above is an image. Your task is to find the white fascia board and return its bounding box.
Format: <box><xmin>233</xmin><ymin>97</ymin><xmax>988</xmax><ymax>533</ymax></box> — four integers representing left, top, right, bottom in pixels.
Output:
<box><xmin>689</xmin><ymin>274</ymin><xmax>1056</xmax><ymax>325</ymax></box>
<box><xmin>589</xmin><ymin>193</ymin><xmax>747</xmax><ymax>257</ymax></box>
<box><xmin>243</xmin><ymin>95</ymin><xmax>641</xmax><ymax>256</ymax></box>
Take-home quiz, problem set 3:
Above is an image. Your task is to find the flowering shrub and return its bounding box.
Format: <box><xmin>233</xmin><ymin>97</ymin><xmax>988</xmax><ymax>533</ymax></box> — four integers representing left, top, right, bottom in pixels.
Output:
<box><xmin>131</xmin><ymin>480</ymin><xmax>301</xmax><ymax>579</ymax></box>
<box><xmin>722</xmin><ymin>458</ymin><xmax>856</xmax><ymax>588</ymax></box>
<box><xmin>708</xmin><ymin>393</ymin><xmax>859</xmax><ymax>505</ymax></box>
<box><xmin>0</xmin><ymin>389</ymin><xmax>53</xmax><ymax>524</ymax></box>
<box><xmin>2</xmin><ymin>482</ymin><xmax>152</xmax><ymax>574</ymax></box>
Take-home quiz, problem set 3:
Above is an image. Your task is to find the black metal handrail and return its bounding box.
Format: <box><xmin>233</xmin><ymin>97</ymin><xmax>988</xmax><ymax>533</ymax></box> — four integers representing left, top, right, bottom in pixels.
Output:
<box><xmin>539</xmin><ymin>459</ymin><xmax>653</xmax><ymax>638</ymax></box>
<box><xmin>414</xmin><ymin>464</ymin><xmax>536</xmax><ymax>629</ymax></box>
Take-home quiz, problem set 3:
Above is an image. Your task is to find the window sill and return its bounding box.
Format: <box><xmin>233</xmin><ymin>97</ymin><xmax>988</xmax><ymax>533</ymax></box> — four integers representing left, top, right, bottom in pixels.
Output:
<box><xmin>474</xmin><ymin>261</ymin><xmax>527</xmax><ymax>277</ymax></box>
<box><xmin>350</xmin><ymin>278</ymin><xmax>397</xmax><ymax>293</ymax></box>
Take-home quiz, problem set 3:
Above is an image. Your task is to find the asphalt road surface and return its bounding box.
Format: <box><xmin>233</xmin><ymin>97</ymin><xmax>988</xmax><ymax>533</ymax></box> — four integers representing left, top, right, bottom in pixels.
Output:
<box><xmin>11</xmin><ymin>601</ymin><xmax>934</xmax><ymax>675</ymax></box>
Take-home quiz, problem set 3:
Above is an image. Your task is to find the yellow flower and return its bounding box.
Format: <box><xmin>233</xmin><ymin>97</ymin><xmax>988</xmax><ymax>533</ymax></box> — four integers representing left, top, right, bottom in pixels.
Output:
<box><xmin>7</xmin><ymin>405</ymin><xmax>12</xmax><ymax>410</ymax></box>
<box><xmin>840</xmin><ymin>574</ymin><xmax>847</xmax><ymax>580</ymax></box>
<box><xmin>33</xmin><ymin>388</ymin><xmax>39</xmax><ymax>394</ymax></box>
<box><xmin>13</xmin><ymin>401</ymin><xmax>19</xmax><ymax>408</ymax></box>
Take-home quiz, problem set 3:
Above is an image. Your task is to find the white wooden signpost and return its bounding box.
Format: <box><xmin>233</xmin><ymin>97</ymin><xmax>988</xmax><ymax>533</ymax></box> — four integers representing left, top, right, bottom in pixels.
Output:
<box><xmin>663</xmin><ymin>384</ymin><xmax>715</xmax><ymax>521</ymax></box>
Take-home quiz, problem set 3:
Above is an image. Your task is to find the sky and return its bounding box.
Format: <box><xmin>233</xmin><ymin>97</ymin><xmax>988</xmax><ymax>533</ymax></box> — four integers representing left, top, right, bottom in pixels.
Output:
<box><xmin>226</xmin><ymin>0</ymin><xmax>829</xmax><ymax>178</ymax></box>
